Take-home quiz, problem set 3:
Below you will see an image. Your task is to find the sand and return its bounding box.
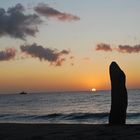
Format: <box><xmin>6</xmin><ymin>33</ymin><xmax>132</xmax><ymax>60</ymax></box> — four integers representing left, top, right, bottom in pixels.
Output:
<box><xmin>0</xmin><ymin>123</ymin><xmax>140</xmax><ymax>140</ymax></box>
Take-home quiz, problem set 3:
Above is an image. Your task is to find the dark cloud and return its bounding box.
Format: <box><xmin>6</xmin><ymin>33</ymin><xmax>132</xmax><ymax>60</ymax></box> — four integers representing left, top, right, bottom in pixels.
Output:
<box><xmin>96</xmin><ymin>43</ymin><xmax>140</xmax><ymax>54</ymax></box>
<box><xmin>0</xmin><ymin>48</ymin><xmax>16</xmax><ymax>61</ymax></box>
<box><xmin>118</xmin><ymin>44</ymin><xmax>140</xmax><ymax>53</ymax></box>
<box><xmin>34</xmin><ymin>3</ymin><xmax>80</xmax><ymax>22</ymax></box>
<box><xmin>20</xmin><ymin>43</ymin><xmax>70</xmax><ymax>66</ymax></box>
<box><xmin>0</xmin><ymin>3</ymin><xmax>42</xmax><ymax>40</ymax></box>
<box><xmin>60</xmin><ymin>50</ymin><xmax>70</xmax><ymax>54</ymax></box>
<box><xmin>96</xmin><ymin>43</ymin><xmax>112</xmax><ymax>51</ymax></box>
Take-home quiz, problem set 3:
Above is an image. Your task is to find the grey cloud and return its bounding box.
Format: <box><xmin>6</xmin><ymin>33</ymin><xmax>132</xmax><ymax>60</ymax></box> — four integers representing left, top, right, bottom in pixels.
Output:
<box><xmin>0</xmin><ymin>48</ymin><xmax>16</xmax><ymax>61</ymax></box>
<box><xmin>96</xmin><ymin>43</ymin><xmax>140</xmax><ymax>53</ymax></box>
<box><xmin>96</xmin><ymin>43</ymin><xmax>112</xmax><ymax>51</ymax></box>
<box><xmin>34</xmin><ymin>3</ymin><xmax>80</xmax><ymax>22</ymax></box>
<box><xmin>20</xmin><ymin>43</ymin><xmax>70</xmax><ymax>66</ymax></box>
<box><xmin>0</xmin><ymin>3</ymin><xmax>42</xmax><ymax>40</ymax></box>
<box><xmin>118</xmin><ymin>44</ymin><xmax>140</xmax><ymax>53</ymax></box>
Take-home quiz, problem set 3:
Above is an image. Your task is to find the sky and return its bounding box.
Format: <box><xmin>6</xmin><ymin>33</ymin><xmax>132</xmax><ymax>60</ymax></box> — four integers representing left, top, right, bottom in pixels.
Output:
<box><xmin>0</xmin><ymin>0</ymin><xmax>140</xmax><ymax>93</ymax></box>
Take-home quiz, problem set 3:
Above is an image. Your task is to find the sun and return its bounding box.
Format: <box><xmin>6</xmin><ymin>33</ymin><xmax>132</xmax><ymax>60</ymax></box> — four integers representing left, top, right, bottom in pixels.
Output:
<box><xmin>91</xmin><ymin>88</ymin><xmax>96</xmax><ymax>92</ymax></box>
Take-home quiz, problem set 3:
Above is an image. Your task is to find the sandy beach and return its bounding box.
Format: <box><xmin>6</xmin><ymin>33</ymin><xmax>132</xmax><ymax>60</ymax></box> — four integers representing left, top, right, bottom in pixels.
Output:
<box><xmin>0</xmin><ymin>123</ymin><xmax>140</xmax><ymax>140</ymax></box>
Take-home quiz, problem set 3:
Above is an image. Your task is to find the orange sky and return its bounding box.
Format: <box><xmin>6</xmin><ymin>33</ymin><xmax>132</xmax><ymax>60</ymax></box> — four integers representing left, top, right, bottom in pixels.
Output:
<box><xmin>0</xmin><ymin>1</ymin><xmax>140</xmax><ymax>93</ymax></box>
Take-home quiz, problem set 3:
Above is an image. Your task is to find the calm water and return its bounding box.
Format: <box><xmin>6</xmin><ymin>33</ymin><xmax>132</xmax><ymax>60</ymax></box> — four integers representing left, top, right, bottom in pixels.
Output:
<box><xmin>0</xmin><ymin>90</ymin><xmax>139</xmax><ymax>124</ymax></box>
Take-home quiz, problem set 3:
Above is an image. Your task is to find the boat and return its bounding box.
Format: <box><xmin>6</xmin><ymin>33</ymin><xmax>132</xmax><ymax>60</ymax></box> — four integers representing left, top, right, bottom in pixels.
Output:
<box><xmin>19</xmin><ymin>91</ymin><xmax>27</xmax><ymax>95</ymax></box>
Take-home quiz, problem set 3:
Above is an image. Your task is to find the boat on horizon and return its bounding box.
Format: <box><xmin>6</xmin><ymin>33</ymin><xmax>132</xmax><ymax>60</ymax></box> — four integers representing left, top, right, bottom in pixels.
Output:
<box><xmin>19</xmin><ymin>91</ymin><xmax>28</xmax><ymax>95</ymax></box>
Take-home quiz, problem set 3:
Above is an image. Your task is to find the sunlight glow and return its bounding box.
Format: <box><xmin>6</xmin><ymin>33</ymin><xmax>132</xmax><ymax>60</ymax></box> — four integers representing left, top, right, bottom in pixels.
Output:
<box><xmin>91</xmin><ymin>88</ymin><xmax>96</xmax><ymax>92</ymax></box>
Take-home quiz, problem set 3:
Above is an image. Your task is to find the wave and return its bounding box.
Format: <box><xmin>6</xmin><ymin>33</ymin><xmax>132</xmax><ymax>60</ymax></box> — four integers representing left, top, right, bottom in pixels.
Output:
<box><xmin>34</xmin><ymin>113</ymin><xmax>108</xmax><ymax>120</ymax></box>
<box><xmin>0</xmin><ymin>112</ymin><xmax>140</xmax><ymax>121</ymax></box>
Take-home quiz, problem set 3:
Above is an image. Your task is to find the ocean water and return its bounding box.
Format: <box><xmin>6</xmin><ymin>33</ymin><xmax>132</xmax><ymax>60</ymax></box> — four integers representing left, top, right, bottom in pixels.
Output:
<box><xmin>0</xmin><ymin>90</ymin><xmax>139</xmax><ymax>124</ymax></box>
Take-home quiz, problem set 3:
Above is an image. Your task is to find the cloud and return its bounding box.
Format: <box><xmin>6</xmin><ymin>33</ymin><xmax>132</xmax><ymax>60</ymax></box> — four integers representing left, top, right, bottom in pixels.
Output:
<box><xmin>95</xmin><ymin>43</ymin><xmax>140</xmax><ymax>54</ymax></box>
<box><xmin>0</xmin><ymin>48</ymin><xmax>16</xmax><ymax>61</ymax></box>
<box><xmin>0</xmin><ymin>3</ymin><xmax>80</xmax><ymax>40</ymax></box>
<box><xmin>118</xmin><ymin>44</ymin><xmax>140</xmax><ymax>53</ymax></box>
<box><xmin>34</xmin><ymin>3</ymin><xmax>80</xmax><ymax>22</ymax></box>
<box><xmin>20</xmin><ymin>43</ymin><xmax>70</xmax><ymax>66</ymax></box>
<box><xmin>96</xmin><ymin>43</ymin><xmax>112</xmax><ymax>51</ymax></box>
<box><xmin>0</xmin><ymin>3</ymin><xmax>42</xmax><ymax>40</ymax></box>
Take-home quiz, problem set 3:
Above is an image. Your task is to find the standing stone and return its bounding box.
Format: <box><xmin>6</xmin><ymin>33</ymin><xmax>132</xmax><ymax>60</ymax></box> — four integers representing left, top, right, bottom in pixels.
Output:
<box><xmin>109</xmin><ymin>62</ymin><xmax>128</xmax><ymax>125</ymax></box>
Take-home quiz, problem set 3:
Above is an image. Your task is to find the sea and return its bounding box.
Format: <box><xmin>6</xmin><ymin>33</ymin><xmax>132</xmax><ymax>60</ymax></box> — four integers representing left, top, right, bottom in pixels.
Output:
<box><xmin>0</xmin><ymin>89</ymin><xmax>139</xmax><ymax>124</ymax></box>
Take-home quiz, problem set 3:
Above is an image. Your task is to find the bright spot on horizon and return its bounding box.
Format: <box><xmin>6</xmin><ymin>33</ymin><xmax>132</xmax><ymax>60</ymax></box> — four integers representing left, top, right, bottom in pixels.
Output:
<box><xmin>91</xmin><ymin>88</ymin><xmax>96</xmax><ymax>92</ymax></box>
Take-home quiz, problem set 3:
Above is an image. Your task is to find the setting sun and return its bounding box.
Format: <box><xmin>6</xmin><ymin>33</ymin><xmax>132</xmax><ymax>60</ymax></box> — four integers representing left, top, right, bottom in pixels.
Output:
<box><xmin>91</xmin><ymin>88</ymin><xmax>96</xmax><ymax>92</ymax></box>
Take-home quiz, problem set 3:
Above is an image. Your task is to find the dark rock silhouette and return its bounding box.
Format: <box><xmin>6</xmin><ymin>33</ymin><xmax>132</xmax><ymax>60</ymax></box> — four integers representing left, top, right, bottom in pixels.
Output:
<box><xmin>109</xmin><ymin>61</ymin><xmax>128</xmax><ymax>125</ymax></box>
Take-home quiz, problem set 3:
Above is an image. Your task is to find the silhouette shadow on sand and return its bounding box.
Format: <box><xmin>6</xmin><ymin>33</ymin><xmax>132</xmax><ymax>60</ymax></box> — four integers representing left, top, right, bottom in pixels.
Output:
<box><xmin>109</xmin><ymin>61</ymin><xmax>128</xmax><ymax>125</ymax></box>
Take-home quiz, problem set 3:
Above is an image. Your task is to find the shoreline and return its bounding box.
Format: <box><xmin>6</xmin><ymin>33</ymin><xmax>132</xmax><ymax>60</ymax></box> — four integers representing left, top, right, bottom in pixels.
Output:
<box><xmin>0</xmin><ymin>123</ymin><xmax>140</xmax><ymax>140</ymax></box>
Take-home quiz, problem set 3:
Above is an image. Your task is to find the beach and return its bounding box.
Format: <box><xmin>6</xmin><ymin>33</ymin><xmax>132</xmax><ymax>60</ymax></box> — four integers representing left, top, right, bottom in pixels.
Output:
<box><xmin>0</xmin><ymin>91</ymin><xmax>140</xmax><ymax>139</ymax></box>
<box><xmin>0</xmin><ymin>123</ymin><xmax>140</xmax><ymax>140</ymax></box>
